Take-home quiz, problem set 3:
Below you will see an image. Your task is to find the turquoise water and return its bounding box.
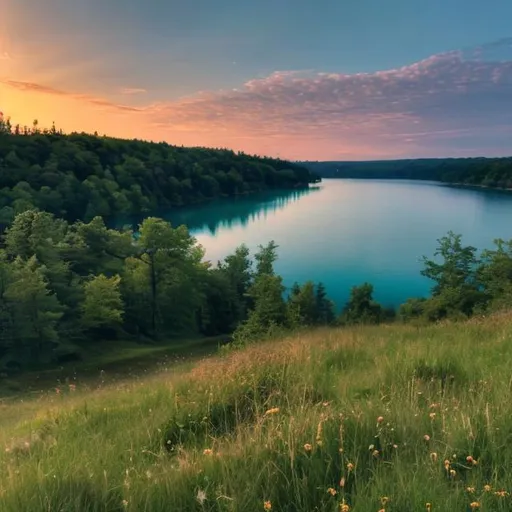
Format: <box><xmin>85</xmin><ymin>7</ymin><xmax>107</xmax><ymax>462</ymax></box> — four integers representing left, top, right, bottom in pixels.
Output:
<box><xmin>156</xmin><ymin>180</ymin><xmax>512</xmax><ymax>310</ymax></box>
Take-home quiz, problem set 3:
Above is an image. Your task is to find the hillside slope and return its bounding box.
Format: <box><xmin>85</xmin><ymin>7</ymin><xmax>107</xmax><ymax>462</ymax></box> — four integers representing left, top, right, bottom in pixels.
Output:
<box><xmin>2</xmin><ymin>314</ymin><xmax>512</xmax><ymax>511</ymax></box>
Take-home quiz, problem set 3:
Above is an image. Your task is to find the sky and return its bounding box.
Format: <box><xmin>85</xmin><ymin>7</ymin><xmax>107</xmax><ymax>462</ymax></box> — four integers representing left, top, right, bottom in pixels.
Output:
<box><xmin>1</xmin><ymin>0</ymin><xmax>512</xmax><ymax>160</ymax></box>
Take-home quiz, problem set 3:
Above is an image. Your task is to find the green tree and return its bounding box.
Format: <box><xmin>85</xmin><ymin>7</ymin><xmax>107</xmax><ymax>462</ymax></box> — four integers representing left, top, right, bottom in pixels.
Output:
<box><xmin>421</xmin><ymin>232</ymin><xmax>484</xmax><ymax>318</ymax></box>
<box><xmin>197</xmin><ymin>268</ymin><xmax>237</xmax><ymax>335</ymax></box>
<box><xmin>287</xmin><ymin>281</ymin><xmax>318</xmax><ymax>326</ymax></box>
<box><xmin>3</xmin><ymin>210</ymin><xmax>82</xmax><ymax>319</ymax></box>
<box><xmin>315</xmin><ymin>282</ymin><xmax>336</xmax><ymax>325</ymax></box>
<box><xmin>254</xmin><ymin>240</ymin><xmax>279</xmax><ymax>276</ymax></box>
<box><xmin>0</xmin><ymin>251</ymin><xmax>15</xmax><ymax>356</ymax></box>
<box><xmin>479</xmin><ymin>239</ymin><xmax>512</xmax><ymax>311</ymax></box>
<box><xmin>81</xmin><ymin>274</ymin><xmax>124</xmax><ymax>335</ymax></box>
<box><xmin>4</xmin><ymin>210</ymin><xmax>67</xmax><ymax>262</ymax></box>
<box><xmin>397</xmin><ymin>297</ymin><xmax>427</xmax><ymax>323</ymax></box>
<box><xmin>218</xmin><ymin>244</ymin><xmax>254</xmax><ymax>319</ymax></box>
<box><xmin>234</xmin><ymin>242</ymin><xmax>286</xmax><ymax>342</ymax></box>
<box><xmin>249</xmin><ymin>241</ymin><xmax>286</xmax><ymax>327</ymax></box>
<box><xmin>64</xmin><ymin>216</ymin><xmax>134</xmax><ymax>276</ymax></box>
<box><xmin>123</xmin><ymin>217</ymin><xmax>205</xmax><ymax>337</ymax></box>
<box><xmin>339</xmin><ymin>283</ymin><xmax>384</xmax><ymax>325</ymax></box>
<box><xmin>421</xmin><ymin>232</ymin><xmax>480</xmax><ymax>294</ymax></box>
<box><xmin>5</xmin><ymin>256</ymin><xmax>63</xmax><ymax>363</ymax></box>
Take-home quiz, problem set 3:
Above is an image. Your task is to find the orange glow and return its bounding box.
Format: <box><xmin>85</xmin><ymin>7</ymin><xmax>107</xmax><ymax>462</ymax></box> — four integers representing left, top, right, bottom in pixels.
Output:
<box><xmin>1</xmin><ymin>79</ymin><xmax>411</xmax><ymax>160</ymax></box>
<box><xmin>2</xmin><ymin>0</ymin><xmax>512</xmax><ymax>160</ymax></box>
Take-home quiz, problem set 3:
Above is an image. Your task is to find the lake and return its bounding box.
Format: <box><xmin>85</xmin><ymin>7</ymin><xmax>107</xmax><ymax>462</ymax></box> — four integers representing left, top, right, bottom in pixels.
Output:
<box><xmin>150</xmin><ymin>180</ymin><xmax>512</xmax><ymax>309</ymax></box>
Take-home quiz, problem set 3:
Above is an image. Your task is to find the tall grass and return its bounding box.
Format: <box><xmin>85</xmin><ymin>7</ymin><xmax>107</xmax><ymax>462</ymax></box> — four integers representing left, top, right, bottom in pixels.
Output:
<box><xmin>1</xmin><ymin>313</ymin><xmax>512</xmax><ymax>511</ymax></box>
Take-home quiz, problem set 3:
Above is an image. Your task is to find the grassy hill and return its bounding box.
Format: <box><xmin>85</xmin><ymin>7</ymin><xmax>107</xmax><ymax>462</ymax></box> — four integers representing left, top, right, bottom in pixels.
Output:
<box><xmin>2</xmin><ymin>314</ymin><xmax>512</xmax><ymax>511</ymax></box>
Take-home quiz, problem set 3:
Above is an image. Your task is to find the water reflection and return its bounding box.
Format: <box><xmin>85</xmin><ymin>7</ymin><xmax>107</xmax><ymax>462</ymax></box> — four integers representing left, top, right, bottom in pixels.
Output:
<box><xmin>113</xmin><ymin>180</ymin><xmax>512</xmax><ymax>309</ymax></box>
<box><xmin>117</xmin><ymin>186</ymin><xmax>320</xmax><ymax>235</ymax></box>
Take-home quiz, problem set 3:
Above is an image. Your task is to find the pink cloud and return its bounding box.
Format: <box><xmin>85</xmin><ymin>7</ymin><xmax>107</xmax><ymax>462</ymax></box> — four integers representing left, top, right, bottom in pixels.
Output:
<box><xmin>119</xmin><ymin>87</ymin><xmax>147</xmax><ymax>95</ymax></box>
<box><xmin>2</xmin><ymin>79</ymin><xmax>143</xmax><ymax>113</ymax></box>
<box><xmin>3</xmin><ymin>39</ymin><xmax>512</xmax><ymax>159</ymax></box>
<box><xmin>143</xmin><ymin>43</ymin><xmax>512</xmax><ymax>155</ymax></box>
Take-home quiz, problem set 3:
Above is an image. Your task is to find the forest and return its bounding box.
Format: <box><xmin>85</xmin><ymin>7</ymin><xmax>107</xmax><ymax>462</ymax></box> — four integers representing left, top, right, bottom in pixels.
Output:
<box><xmin>303</xmin><ymin>157</ymin><xmax>512</xmax><ymax>188</ymax></box>
<box><xmin>0</xmin><ymin>117</ymin><xmax>320</xmax><ymax>227</ymax></box>
<box><xmin>0</xmin><ymin>209</ymin><xmax>339</xmax><ymax>371</ymax></box>
<box><xmin>1</xmin><ymin>207</ymin><xmax>512</xmax><ymax>374</ymax></box>
<box><xmin>1</xmin><ymin>118</ymin><xmax>512</xmax><ymax>375</ymax></box>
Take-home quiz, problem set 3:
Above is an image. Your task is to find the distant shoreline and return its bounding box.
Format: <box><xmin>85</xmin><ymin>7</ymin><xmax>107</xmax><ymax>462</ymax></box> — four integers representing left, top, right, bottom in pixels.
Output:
<box><xmin>321</xmin><ymin>176</ymin><xmax>512</xmax><ymax>193</ymax></box>
<box><xmin>449</xmin><ymin>182</ymin><xmax>512</xmax><ymax>193</ymax></box>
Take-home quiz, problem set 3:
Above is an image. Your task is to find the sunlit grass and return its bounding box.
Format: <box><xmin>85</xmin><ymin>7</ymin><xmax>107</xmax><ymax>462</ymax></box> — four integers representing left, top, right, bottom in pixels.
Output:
<box><xmin>1</xmin><ymin>314</ymin><xmax>512</xmax><ymax>510</ymax></box>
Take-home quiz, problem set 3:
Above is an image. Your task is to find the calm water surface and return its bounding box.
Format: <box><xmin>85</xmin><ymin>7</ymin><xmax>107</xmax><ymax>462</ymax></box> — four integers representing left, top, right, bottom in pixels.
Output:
<box><xmin>159</xmin><ymin>180</ymin><xmax>512</xmax><ymax>309</ymax></box>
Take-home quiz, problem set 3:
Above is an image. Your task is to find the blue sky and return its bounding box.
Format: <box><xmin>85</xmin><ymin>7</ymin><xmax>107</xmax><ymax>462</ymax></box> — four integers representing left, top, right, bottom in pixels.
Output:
<box><xmin>2</xmin><ymin>0</ymin><xmax>512</xmax><ymax>159</ymax></box>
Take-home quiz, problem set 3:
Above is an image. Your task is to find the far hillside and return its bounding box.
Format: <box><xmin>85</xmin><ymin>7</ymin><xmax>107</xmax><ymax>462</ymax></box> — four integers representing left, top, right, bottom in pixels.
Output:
<box><xmin>0</xmin><ymin>118</ymin><xmax>320</xmax><ymax>226</ymax></box>
<box><xmin>302</xmin><ymin>157</ymin><xmax>512</xmax><ymax>189</ymax></box>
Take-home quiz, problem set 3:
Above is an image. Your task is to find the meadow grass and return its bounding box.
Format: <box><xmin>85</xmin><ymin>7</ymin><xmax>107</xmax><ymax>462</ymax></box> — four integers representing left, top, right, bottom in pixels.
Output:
<box><xmin>1</xmin><ymin>314</ymin><xmax>512</xmax><ymax>511</ymax></box>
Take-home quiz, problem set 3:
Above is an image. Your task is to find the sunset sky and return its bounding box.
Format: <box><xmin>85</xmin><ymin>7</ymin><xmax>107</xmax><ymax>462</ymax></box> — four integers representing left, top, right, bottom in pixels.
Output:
<box><xmin>1</xmin><ymin>0</ymin><xmax>512</xmax><ymax>160</ymax></box>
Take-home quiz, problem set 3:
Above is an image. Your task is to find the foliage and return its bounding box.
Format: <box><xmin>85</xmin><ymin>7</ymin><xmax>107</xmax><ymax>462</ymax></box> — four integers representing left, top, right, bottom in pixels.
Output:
<box><xmin>232</xmin><ymin>242</ymin><xmax>287</xmax><ymax>344</ymax></box>
<box><xmin>0</xmin><ymin>213</ymin><xmax>336</xmax><ymax>369</ymax></box>
<box><xmin>339</xmin><ymin>282</ymin><xmax>386</xmax><ymax>325</ymax></box>
<box><xmin>304</xmin><ymin>157</ymin><xmax>512</xmax><ymax>189</ymax></box>
<box><xmin>479</xmin><ymin>239</ymin><xmax>512</xmax><ymax>311</ymax></box>
<box><xmin>420</xmin><ymin>232</ymin><xmax>485</xmax><ymax>320</ymax></box>
<box><xmin>288</xmin><ymin>281</ymin><xmax>336</xmax><ymax>327</ymax></box>
<box><xmin>0</xmin><ymin>117</ymin><xmax>319</xmax><ymax>226</ymax></box>
<box><xmin>397</xmin><ymin>297</ymin><xmax>428</xmax><ymax>323</ymax></box>
<box><xmin>81</xmin><ymin>274</ymin><xmax>124</xmax><ymax>333</ymax></box>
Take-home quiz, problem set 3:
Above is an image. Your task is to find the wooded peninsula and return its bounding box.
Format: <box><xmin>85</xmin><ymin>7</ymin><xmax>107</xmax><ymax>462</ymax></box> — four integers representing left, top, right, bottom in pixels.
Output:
<box><xmin>0</xmin><ymin>118</ymin><xmax>320</xmax><ymax>227</ymax></box>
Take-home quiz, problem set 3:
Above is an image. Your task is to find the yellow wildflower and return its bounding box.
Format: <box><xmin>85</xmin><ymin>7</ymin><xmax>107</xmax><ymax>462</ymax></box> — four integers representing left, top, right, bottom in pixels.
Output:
<box><xmin>426</xmin><ymin>503</ymin><xmax>432</xmax><ymax>511</ymax></box>
<box><xmin>429</xmin><ymin>412</ymin><xmax>436</xmax><ymax>420</ymax></box>
<box><xmin>466</xmin><ymin>487</ymin><xmax>476</xmax><ymax>493</ymax></box>
<box><xmin>469</xmin><ymin>502</ymin><xmax>480</xmax><ymax>510</ymax></box>
<box><xmin>430</xmin><ymin>452</ymin><xmax>438</xmax><ymax>462</ymax></box>
<box><xmin>449</xmin><ymin>469</ymin><xmax>457</xmax><ymax>478</ymax></box>
<box><xmin>304</xmin><ymin>443</ymin><xmax>312</xmax><ymax>452</ymax></box>
<box><xmin>316</xmin><ymin>419</ymin><xmax>324</xmax><ymax>446</ymax></box>
<box><xmin>483</xmin><ymin>484</ymin><xmax>491</xmax><ymax>492</ymax></box>
<box><xmin>346</xmin><ymin>462</ymin><xmax>355</xmax><ymax>472</ymax></box>
<box><xmin>380</xmin><ymin>496</ymin><xmax>390</xmax><ymax>505</ymax></box>
<box><xmin>264</xmin><ymin>407</ymin><xmax>279</xmax><ymax>416</ymax></box>
<box><xmin>423</xmin><ymin>434</ymin><xmax>431</xmax><ymax>442</ymax></box>
<box><xmin>327</xmin><ymin>487</ymin><xmax>337</xmax><ymax>496</ymax></box>
<box><xmin>340</xmin><ymin>502</ymin><xmax>350</xmax><ymax>512</ymax></box>
<box><xmin>203</xmin><ymin>448</ymin><xmax>213</xmax><ymax>455</ymax></box>
<box><xmin>263</xmin><ymin>500</ymin><xmax>272</xmax><ymax>510</ymax></box>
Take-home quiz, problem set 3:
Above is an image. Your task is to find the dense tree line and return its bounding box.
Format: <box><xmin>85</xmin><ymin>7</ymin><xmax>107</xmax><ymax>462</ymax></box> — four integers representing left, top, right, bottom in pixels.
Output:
<box><xmin>303</xmin><ymin>157</ymin><xmax>512</xmax><ymax>189</ymax></box>
<box><xmin>0</xmin><ymin>117</ymin><xmax>510</xmax><ymax>374</ymax></box>
<box><xmin>0</xmin><ymin>210</ymin><xmax>336</xmax><ymax>372</ymax></box>
<box><xmin>1</xmin><ymin>210</ymin><xmax>511</xmax><ymax>373</ymax></box>
<box><xmin>399</xmin><ymin>232</ymin><xmax>512</xmax><ymax>322</ymax></box>
<box><xmin>336</xmin><ymin>232</ymin><xmax>512</xmax><ymax>326</ymax></box>
<box><xmin>0</xmin><ymin>117</ymin><xmax>320</xmax><ymax>228</ymax></box>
